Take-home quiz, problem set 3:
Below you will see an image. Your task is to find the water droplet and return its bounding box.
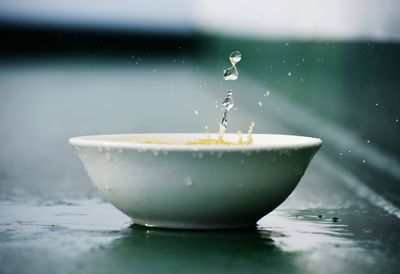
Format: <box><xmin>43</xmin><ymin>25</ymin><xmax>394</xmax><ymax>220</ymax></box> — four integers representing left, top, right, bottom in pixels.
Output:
<box><xmin>223</xmin><ymin>51</ymin><xmax>241</xmax><ymax>80</ymax></box>
<box><xmin>288</xmin><ymin>72</ymin><xmax>291</xmax><ymax>76</ymax></box>
<box><xmin>218</xmin><ymin>90</ymin><xmax>235</xmax><ymax>137</ymax></box>
<box><xmin>118</xmin><ymin>148</ymin><xmax>123</xmax><ymax>153</ymax></box>
<box><xmin>258</xmin><ymin>101</ymin><xmax>263</xmax><ymax>107</ymax></box>
<box><xmin>229</xmin><ymin>51</ymin><xmax>242</xmax><ymax>64</ymax></box>
<box><xmin>366</xmin><ymin>140</ymin><xmax>370</xmax><ymax>144</ymax></box>
<box><xmin>240</xmin><ymin>159</ymin><xmax>245</xmax><ymax>164</ymax></box>
<box><xmin>375</xmin><ymin>103</ymin><xmax>379</xmax><ymax>106</ymax></box>
<box><xmin>152</xmin><ymin>150</ymin><xmax>159</xmax><ymax>156</ymax></box>
<box><xmin>98</xmin><ymin>147</ymin><xmax>104</xmax><ymax>153</ymax></box>
<box><xmin>184</xmin><ymin>177</ymin><xmax>193</xmax><ymax>187</ymax></box>
<box><xmin>222</xmin><ymin>91</ymin><xmax>234</xmax><ymax>111</ymax></box>
<box><xmin>194</xmin><ymin>110</ymin><xmax>199</xmax><ymax>115</ymax></box>
<box><xmin>339</xmin><ymin>152</ymin><xmax>343</xmax><ymax>156</ymax></box>
<box><xmin>105</xmin><ymin>185</ymin><xmax>111</xmax><ymax>191</ymax></box>
<box><xmin>223</xmin><ymin>66</ymin><xmax>238</xmax><ymax>80</ymax></box>
<box><xmin>264</xmin><ymin>91</ymin><xmax>270</xmax><ymax>97</ymax></box>
<box><xmin>362</xmin><ymin>160</ymin><xmax>366</xmax><ymax>163</ymax></box>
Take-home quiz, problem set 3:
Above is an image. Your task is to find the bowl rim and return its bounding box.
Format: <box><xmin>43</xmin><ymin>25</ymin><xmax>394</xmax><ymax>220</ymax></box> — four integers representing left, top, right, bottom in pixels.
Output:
<box><xmin>69</xmin><ymin>133</ymin><xmax>322</xmax><ymax>151</ymax></box>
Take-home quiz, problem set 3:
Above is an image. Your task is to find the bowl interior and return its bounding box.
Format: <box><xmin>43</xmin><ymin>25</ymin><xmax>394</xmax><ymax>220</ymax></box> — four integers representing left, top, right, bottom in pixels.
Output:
<box><xmin>69</xmin><ymin>133</ymin><xmax>322</xmax><ymax>151</ymax></box>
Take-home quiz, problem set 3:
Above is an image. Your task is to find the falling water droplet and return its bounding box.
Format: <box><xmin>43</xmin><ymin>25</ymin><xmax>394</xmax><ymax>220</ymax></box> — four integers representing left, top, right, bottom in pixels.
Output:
<box><xmin>218</xmin><ymin>90</ymin><xmax>235</xmax><ymax>137</ymax></box>
<box><xmin>223</xmin><ymin>66</ymin><xmax>238</xmax><ymax>80</ymax></box>
<box><xmin>222</xmin><ymin>91</ymin><xmax>234</xmax><ymax>111</ymax></box>
<box><xmin>229</xmin><ymin>51</ymin><xmax>242</xmax><ymax>64</ymax></box>
<box><xmin>258</xmin><ymin>101</ymin><xmax>263</xmax><ymax>107</ymax></box>
<box><xmin>184</xmin><ymin>177</ymin><xmax>193</xmax><ymax>187</ymax></box>
<box><xmin>223</xmin><ymin>51</ymin><xmax>241</xmax><ymax>81</ymax></box>
<box><xmin>194</xmin><ymin>110</ymin><xmax>199</xmax><ymax>115</ymax></box>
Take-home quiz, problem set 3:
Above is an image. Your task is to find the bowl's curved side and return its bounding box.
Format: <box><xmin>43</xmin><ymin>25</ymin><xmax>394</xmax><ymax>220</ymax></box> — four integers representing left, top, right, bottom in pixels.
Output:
<box><xmin>70</xmin><ymin>139</ymin><xmax>321</xmax><ymax>229</ymax></box>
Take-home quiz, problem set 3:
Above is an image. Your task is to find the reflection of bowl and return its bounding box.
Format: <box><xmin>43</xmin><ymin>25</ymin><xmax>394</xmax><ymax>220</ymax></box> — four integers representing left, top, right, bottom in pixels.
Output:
<box><xmin>69</xmin><ymin>134</ymin><xmax>322</xmax><ymax>229</ymax></box>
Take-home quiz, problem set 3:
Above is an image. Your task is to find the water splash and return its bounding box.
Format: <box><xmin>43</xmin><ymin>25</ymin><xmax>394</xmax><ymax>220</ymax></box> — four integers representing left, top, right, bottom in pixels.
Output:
<box><xmin>185</xmin><ymin>50</ymin><xmax>255</xmax><ymax>146</ymax></box>
<box><xmin>218</xmin><ymin>90</ymin><xmax>234</xmax><ymax>138</ymax></box>
<box><xmin>218</xmin><ymin>51</ymin><xmax>242</xmax><ymax>138</ymax></box>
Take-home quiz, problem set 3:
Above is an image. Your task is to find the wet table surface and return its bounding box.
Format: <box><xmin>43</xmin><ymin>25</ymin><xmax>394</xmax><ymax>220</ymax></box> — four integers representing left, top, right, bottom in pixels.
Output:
<box><xmin>0</xmin><ymin>60</ymin><xmax>399</xmax><ymax>274</ymax></box>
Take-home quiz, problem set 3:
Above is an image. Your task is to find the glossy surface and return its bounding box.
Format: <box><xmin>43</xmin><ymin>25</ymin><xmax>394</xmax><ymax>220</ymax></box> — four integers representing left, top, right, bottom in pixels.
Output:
<box><xmin>70</xmin><ymin>134</ymin><xmax>321</xmax><ymax>229</ymax></box>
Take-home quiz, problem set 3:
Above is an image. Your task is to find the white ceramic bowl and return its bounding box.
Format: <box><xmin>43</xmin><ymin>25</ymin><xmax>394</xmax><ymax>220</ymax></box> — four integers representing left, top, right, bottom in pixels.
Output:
<box><xmin>69</xmin><ymin>133</ymin><xmax>322</xmax><ymax>229</ymax></box>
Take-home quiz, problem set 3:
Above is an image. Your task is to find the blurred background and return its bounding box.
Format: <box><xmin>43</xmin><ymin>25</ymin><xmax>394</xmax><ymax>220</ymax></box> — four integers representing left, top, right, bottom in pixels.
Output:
<box><xmin>0</xmin><ymin>0</ymin><xmax>399</xmax><ymax>203</ymax></box>
<box><xmin>0</xmin><ymin>1</ymin><xmax>400</xmax><ymax>273</ymax></box>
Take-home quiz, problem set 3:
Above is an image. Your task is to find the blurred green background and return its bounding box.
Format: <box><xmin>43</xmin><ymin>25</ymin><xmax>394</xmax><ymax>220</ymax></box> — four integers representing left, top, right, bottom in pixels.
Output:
<box><xmin>0</xmin><ymin>1</ymin><xmax>400</xmax><ymax>273</ymax></box>
<box><xmin>0</xmin><ymin>0</ymin><xmax>399</xmax><ymax>203</ymax></box>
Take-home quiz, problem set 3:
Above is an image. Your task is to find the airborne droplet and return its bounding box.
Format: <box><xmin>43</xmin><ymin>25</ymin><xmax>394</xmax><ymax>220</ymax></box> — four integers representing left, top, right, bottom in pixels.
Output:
<box><xmin>229</xmin><ymin>51</ymin><xmax>242</xmax><ymax>64</ymax></box>
<box><xmin>223</xmin><ymin>51</ymin><xmax>241</xmax><ymax>81</ymax></box>
<box><xmin>223</xmin><ymin>66</ymin><xmax>238</xmax><ymax>80</ymax></box>
<box><xmin>184</xmin><ymin>177</ymin><xmax>193</xmax><ymax>187</ymax></box>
